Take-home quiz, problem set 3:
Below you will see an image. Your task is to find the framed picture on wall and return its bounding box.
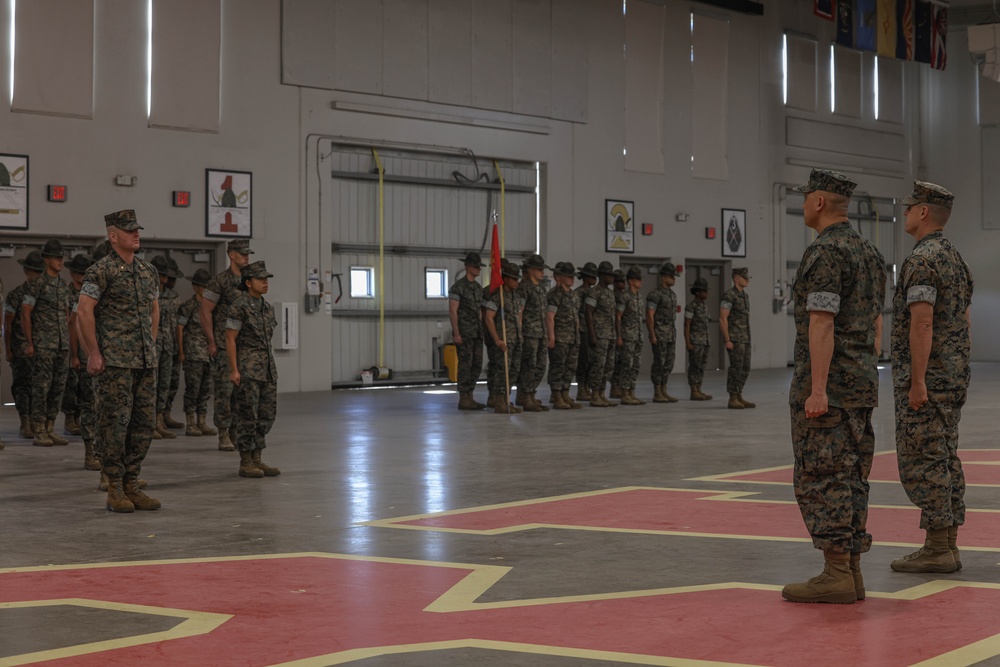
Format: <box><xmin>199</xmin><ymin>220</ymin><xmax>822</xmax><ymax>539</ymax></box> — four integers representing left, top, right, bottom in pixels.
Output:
<box><xmin>721</xmin><ymin>208</ymin><xmax>746</xmax><ymax>258</ymax></box>
<box><xmin>606</xmin><ymin>199</ymin><xmax>635</xmax><ymax>253</ymax></box>
<box><xmin>0</xmin><ymin>153</ymin><xmax>29</xmax><ymax>230</ymax></box>
<box><xmin>206</xmin><ymin>168</ymin><xmax>252</xmax><ymax>238</ymax></box>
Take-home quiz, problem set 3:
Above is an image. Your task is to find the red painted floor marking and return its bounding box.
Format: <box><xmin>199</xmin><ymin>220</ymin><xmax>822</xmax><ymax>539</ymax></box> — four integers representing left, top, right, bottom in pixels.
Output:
<box><xmin>4</xmin><ymin>556</ymin><xmax>1000</xmax><ymax>666</ymax></box>
<box><xmin>390</xmin><ymin>488</ymin><xmax>1000</xmax><ymax>549</ymax></box>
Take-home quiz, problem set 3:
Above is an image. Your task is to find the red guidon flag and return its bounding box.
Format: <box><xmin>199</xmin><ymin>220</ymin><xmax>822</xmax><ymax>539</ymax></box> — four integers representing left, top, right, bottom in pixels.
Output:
<box><xmin>489</xmin><ymin>222</ymin><xmax>502</xmax><ymax>293</ymax></box>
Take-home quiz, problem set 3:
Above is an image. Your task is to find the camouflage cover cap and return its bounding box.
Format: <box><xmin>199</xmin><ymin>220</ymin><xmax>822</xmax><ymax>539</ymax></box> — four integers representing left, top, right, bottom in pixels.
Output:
<box><xmin>626</xmin><ymin>266</ymin><xmax>643</xmax><ymax>281</ymax></box>
<box><xmin>597</xmin><ymin>261</ymin><xmax>615</xmax><ymax>275</ymax></box>
<box><xmin>501</xmin><ymin>262</ymin><xmax>521</xmax><ymax>280</ymax></box>
<box><xmin>462</xmin><ymin>251</ymin><xmax>485</xmax><ymax>267</ymax></box>
<box><xmin>577</xmin><ymin>262</ymin><xmax>599</xmax><ymax>278</ymax></box>
<box><xmin>242</xmin><ymin>260</ymin><xmax>273</xmax><ymax>279</ymax></box>
<box><xmin>104</xmin><ymin>209</ymin><xmax>143</xmax><ymax>231</ymax></box>
<box><xmin>793</xmin><ymin>168</ymin><xmax>857</xmax><ymax>198</ymax></box>
<box><xmin>17</xmin><ymin>251</ymin><xmax>44</xmax><ymax>272</ymax></box>
<box><xmin>732</xmin><ymin>267</ymin><xmax>750</xmax><ymax>278</ymax></box>
<box><xmin>690</xmin><ymin>277</ymin><xmax>709</xmax><ymax>294</ymax></box>
<box><xmin>227</xmin><ymin>239</ymin><xmax>254</xmax><ymax>255</ymax></box>
<box><xmin>40</xmin><ymin>239</ymin><xmax>65</xmax><ymax>258</ymax></box>
<box><xmin>189</xmin><ymin>268</ymin><xmax>212</xmax><ymax>286</ymax></box>
<box><xmin>522</xmin><ymin>253</ymin><xmax>550</xmax><ymax>270</ymax></box>
<box><xmin>67</xmin><ymin>254</ymin><xmax>93</xmax><ymax>274</ymax></box>
<box><xmin>555</xmin><ymin>261</ymin><xmax>577</xmax><ymax>277</ymax></box>
<box><xmin>900</xmin><ymin>180</ymin><xmax>954</xmax><ymax>209</ymax></box>
<box><xmin>659</xmin><ymin>261</ymin><xmax>678</xmax><ymax>276</ymax></box>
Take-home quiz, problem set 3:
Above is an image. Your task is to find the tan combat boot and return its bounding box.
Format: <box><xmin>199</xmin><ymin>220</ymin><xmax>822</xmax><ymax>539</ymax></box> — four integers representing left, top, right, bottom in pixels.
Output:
<box><xmin>698</xmin><ymin>385</ymin><xmax>713</xmax><ymax>400</ymax></box>
<box><xmin>458</xmin><ymin>392</ymin><xmax>479</xmax><ymax>411</ymax></box>
<box><xmin>239</xmin><ymin>450</ymin><xmax>265</xmax><ymax>477</ymax></box>
<box><xmin>469</xmin><ymin>393</ymin><xmax>486</xmax><ymax>410</ymax></box>
<box><xmin>690</xmin><ymin>385</ymin><xmax>710</xmax><ymax>401</ymax></box>
<box><xmin>197</xmin><ymin>414</ymin><xmax>218</xmax><ymax>436</ymax></box>
<box><xmin>83</xmin><ymin>441</ymin><xmax>101</xmax><ymax>471</ymax></box>
<box><xmin>494</xmin><ymin>397</ymin><xmax>522</xmax><ymax>414</ymax></box>
<box><xmin>185</xmin><ymin>414</ymin><xmax>202</xmax><ymax>436</ymax></box>
<box><xmin>218</xmin><ymin>429</ymin><xmax>236</xmax><ymax>451</ymax></box>
<box><xmin>123</xmin><ymin>477</ymin><xmax>161</xmax><ymax>510</ymax></box>
<box><xmin>653</xmin><ymin>385</ymin><xmax>669</xmax><ymax>403</ymax></box>
<box><xmin>33</xmin><ymin>421</ymin><xmax>54</xmax><ymax>446</ymax></box>
<box><xmin>530</xmin><ymin>393</ymin><xmax>550</xmax><ymax>411</ymax></box>
<box><xmin>576</xmin><ymin>384</ymin><xmax>592</xmax><ymax>402</ymax></box>
<box><xmin>251</xmin><ymin>449</ymin><xmax>281</xmax><ymax>476</ymax></box>
<box><xmin>949</xmin><ymin>526</ymin><xmax>962</xmax><ymax>570</ymax></box>
<box><xmin>562</xmin><ymin>391</ymin><xmax>583</xmax><ymax>409</ymax></box>
<box><xmin>589</xmin><ymin>389</ymin><xmax>609</xmax><ymax>407</ymax></box>
<box><xmin>552</xmin><ymin>391</ymin><xmax>571</xmax><ymax>410</ymax></box>
<box><xmin>163</xmin><ymin>411</ymin><xmax>184</xmax><ymax>429</ymax></box>
<box><xmin>105</xmin><ymin>477</ymin><xmax>135</xmax><ymax>513</ymax></box>
<box><xmin>47</xmin><ymin>420</ymin><xmax>69</xmax><ymax>446</ymax></box>
<box><xmin>890</xmin><ymin>528</ymin><xmax>958</xmax><ymax>573</ymax></box>
<box><xmin>728</xmin><ymin>393</ymin><xmax>744</xmax><ymax>409</ymax></box>
<box><xmin>515</xmin><ymin>390</ymin><xmax>529</xmax><ymax>407</ymax></box>
<box><xmin>738</xmin><ymin>393</ymin><xmax>756</xmax><ymax>408</ymax></box>
<box><xmin>19</xmin><ymin>415</ymin><xmax>33</xmax><ymax>439</ymax></box>
<box><xmin>781</xmin><ymin>552</ymin><xmax>857</xmax><ymax>604</ymax></box>
<box><xmin>522</xmin><ymin>395</ymin><xmax>544</xmax><ymax>412</ymax></box>
<box><xmin>64</xmin><ymin>413</ymin><xmax>81</xmax><ymax>435</ymax></box>
<box><xmin>155</xmin><ymin>414</ymin><xmax>177</xmax><ymax>439</ymax></box>
<box><xmin>620</xmin><ymin>389</ymin><xmax>643</xmax><ymax>406</ymax></box>
<box><xmin>850</xmin><ymin>553</ymin><xmax>865</xmax><ymax>601</ymax></box>
<box><xmin>609</xmin><ymin>385</ymin><xmax>623</xmax><ymax>399</ymax></box>
<box><xmin>662</xmin><ymin>382</ymin><xmax>679</xmax><ymax>403</ymax></box>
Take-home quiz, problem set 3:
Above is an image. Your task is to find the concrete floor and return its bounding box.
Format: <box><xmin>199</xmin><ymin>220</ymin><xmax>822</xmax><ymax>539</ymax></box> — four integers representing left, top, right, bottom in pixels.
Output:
<box><xmin>2</xmin><ymin>364</ymin><xmax>1000</xmax><ymax>666</ymax></box>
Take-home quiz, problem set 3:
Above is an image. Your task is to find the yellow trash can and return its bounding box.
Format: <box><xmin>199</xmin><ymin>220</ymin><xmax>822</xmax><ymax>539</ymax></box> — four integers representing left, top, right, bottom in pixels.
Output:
<box><xmin>443</xmin><ymin>344</ymin><xmax>458</xmax><ymax>383</ymax></box>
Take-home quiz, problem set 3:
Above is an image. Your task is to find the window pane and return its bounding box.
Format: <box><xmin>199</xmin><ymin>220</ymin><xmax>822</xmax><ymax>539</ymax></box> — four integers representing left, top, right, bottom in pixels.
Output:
<box><xmin>425</xmin><ymin>269</ymin><xmax>447</xmax><ymax>298</ymax></box>
<box><xmin>350</xmin><ymin>267</ymin><xmax>373</xmax><ymax>298</ymax></box>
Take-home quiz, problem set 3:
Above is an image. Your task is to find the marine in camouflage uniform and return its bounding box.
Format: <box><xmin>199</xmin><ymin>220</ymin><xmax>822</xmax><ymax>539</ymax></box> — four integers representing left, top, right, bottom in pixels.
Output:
<box><xmin>177</xmin><ymin>268</ymin><xmax>220</xmax><ymax>441</ymax></box>
<box><xmin>151</xmin><ymin>256</ymin><xmax>180</xmax><ymax>440</ymax></box>
<box><xmin>483</xmin><ymin>263</ymin><xmax>525</xmax><ymax>413</ymax></box>
<box><xmin>573</xmin><ymin>262</ymin><xmax>598</xmax><ymax>401</ymax></box>
<box><xmin>5</xmin><ymin>254</ymin><xmax>42</xmax><ymax>438</ymax></box>
<box><xmin>202</xmin><ymin>239</ymin><xmax>253</xmax><ymax>450</ymax></box>
<box><xmin>448</xmin><ymin>252</ymin><xmax>486</xmax><ymax>410</ymax></box>
<box><xmin>585</xmin><ymin>261</ymin><xmax>619</xmax><ymax>407</ymax></box>
<box><xmin>546</xmin><ymin>262</ymin><xmax>583</xmax><ymax>410</ymax></box>
<box><xmin>22</xmin><ymin>239</ymin><xmax>71</xmax><ymax>447</ymax></box>
<box><xmin>782</xmin><ymin>168</ymin><xmax>886</xmax><ymax>605</ymax></box>
<box><xmin>67</xmin><ymin>255</ymin><xmax>100</xmax><ymax>469</ymax></box>
<box><xmin>720</xmin><ymin>268</ymin><xmax>754</xmax><ymax>408</ymax></box>
<box><xmin>646</xmin><ymin>262</ymin><xmax>680</xmax><ymax>403</ymax></box>
<box><xmin>225</xmin><ymin>261</ymin><xmax>280</xmax><ymax>478</ymax></box>
<box><xmin>684</xmin><ymin>277</ymin><xmax>713</xmax><ymax>401</ymax></box>
<box><xmin>889</xmin><ymin>181</ymin><xmax>973</xmax><ymax>575</ymax></box>
<box><xmin>515</xmin><ymin>254</ymin><xmax>550</xmax><ymax>412</ymax></box>
<box><xmin>78</xmin><ymin>210</ymin><xmax>162</xmax><ymax>512</ymax></box>
<box><xmin>60</xmin><ymin>260</ymin><xmax>86</xmax><ymax>436</ymax></box>
<box><xmin>162</xmin><ymin>257</ymin><xmax>185</xmax><ymax>428</ymax></box>
<box><xmin>0</xmin><ymin>273</ymin><xmax>3</xmax><ymax>449</ymax></box>
<box><xmin>609</xmin><ymin>270</ymin><xmax>627</xmax><ymax>398</ymax></box>
<box><xmin>616</xmin><ymin>266</ymin><xmax>646</xmax><ymax>405</ymax></box>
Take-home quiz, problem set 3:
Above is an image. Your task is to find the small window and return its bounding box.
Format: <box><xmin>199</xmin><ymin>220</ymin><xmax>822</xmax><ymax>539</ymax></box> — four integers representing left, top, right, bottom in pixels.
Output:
<box><xmin>350</xmin><ymin>267</ymin><xmax>374</xmax><ymax>299</ymax></box>
<box><xmin>425</xmin><ymin>268</ymin><xmax>448</xmax><ymax>299</ymax></box>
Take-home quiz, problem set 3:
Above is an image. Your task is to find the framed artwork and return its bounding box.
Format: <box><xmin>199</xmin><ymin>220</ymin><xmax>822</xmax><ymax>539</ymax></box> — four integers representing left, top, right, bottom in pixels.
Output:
<box><xmin>0</xmin><ymin>153</ymin><xmax>29</xmax><ymax>230</ymax></box>
<box><xmin>721</xmin><ymin>208</ymin><xmax>746</xmax><ymax>258</ymax></box>
<box><xmin>206</xmin><ymin>168</ymin><xmax>252</xmax><ymax>238</ymax></box>
<box><xmin>606</xmin><ymin>199</ymin><xmax>635</xmax><ymax>253</ymax></box>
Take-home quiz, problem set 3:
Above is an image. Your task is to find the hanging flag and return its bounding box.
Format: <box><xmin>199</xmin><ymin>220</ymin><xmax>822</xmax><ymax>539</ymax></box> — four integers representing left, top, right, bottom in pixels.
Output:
<box><xmin>488</xmin><ymin>223</ymin><xmax>502</xmax><ymax>294</ymax></box>
<box><xmin>837</xmin><ymin>0</ymin><xmax>856</xmax><ymax>47</ymax></box>
<box><xmin>914</xmin><ymin>0</ymin><xmax>932</xmax><ymax>63</ymax></box>
<box><xmin>856</xmin><ymin>0</ymin><xmax>877</xmax><ymax>51</ymax></box>
<box><xmin>896</xmin><ymin>0</ymin><xmax>914</xmax><ymax>60</ymax></box>
<box><xmin>816</xmin><ymin>0</ymin><xmax>835</xmax><ymax>21</ymax></box>
<box><xmin>931</xmin><ymin>3</ymin><xmax>947</xmax><ymax>69</ymax></box>
<box><xmin>876</xmin><ymin>0</ymin><xmax>896</xmax><ymax>57</ymax></box>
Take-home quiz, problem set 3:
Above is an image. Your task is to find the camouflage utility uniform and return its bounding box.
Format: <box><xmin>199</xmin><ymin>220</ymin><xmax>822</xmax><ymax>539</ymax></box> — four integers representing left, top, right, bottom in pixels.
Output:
<box><xmin>617</xmin><ymin>289</ymin><xmax>644</xmax><ymax>392</ymax></box>
<box><xmin>586</xmin><ymin>283</ymin><xmax>617</xmax><ymax>393</ymax></box>
<box><xmin>685</xmin><ymin>297</ymin><xmax>711</xmax><ymax>386</ymax></box>
<box><xmin>574</xmin><ymin>281</ymin><xmax>593</xmax><ymax>391</ymax></box>
<box><xmin>790</xmin><ymin>221</ymin><xmax>886</xmax><ymax>554</ymax></box>
<box><xmin>448</xmin><ymin>276</ymin><xmax>484</xmax><ymax>394</ymax></box>
<box><xmin>204</xmin><ymin>269</ymin><xmax>244</xmax><ymax>430</ymax></box>
<box><xmin>5</xmin><ymin>283</ymin><xmax>32</xmax><ymax>420</ymax></box>
<box><xmin>647</xmin><ymin>285</ymin><xmax>677</xmax><ymax>386</ymax></box>
<box><xmin>178</xmin><ymin>296</ymin><xmax>213</xmax><ymax>418</ymax></box>
<box><xmin>721</xmin><ymin>287</ymin><xmax>751</xmax><ymax>394</ymax></box>
<box><xmin>61</xmin><ymin>282</ymin><xmax>82</xmax><ymax>420</ymax></box>
<box><xmin>226</xmin><ymin>293</ymin><xmax>278</xmax><ymax>453</ymax></box>
<box><xmin>483</xmin><ymin>287</ymin><xmax>524</xmax><ymax>398</ymax></box>
<box><xmin>156</xmin><ymin>283</ymin><xmax>180</xmax><ymax>413</ymax></box>
<box><xmin>516</xmin><ymin>279</ymin><xmax>548</xmax><ymax>396</ymax></box>
<box><xmin>547</xmin><ymin>283</ymin><xmax>580</xmax><ymax>395</ymax></box>
<box><xmin>23</xmin><ymin>272</ymin><xmax>70</xmax><ymax>427</ymax></box>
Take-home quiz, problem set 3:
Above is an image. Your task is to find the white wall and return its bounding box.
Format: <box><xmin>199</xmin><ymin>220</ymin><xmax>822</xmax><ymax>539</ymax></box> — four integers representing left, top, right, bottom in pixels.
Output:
<box><xmin>1</xmin><ymin>0</ymin><xmax>996</xmax><ymax>395</ymax></box>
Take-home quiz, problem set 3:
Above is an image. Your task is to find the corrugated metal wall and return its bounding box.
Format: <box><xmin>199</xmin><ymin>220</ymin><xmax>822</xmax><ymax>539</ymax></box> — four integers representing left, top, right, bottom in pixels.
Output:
<box><xmin>328</xmin><ymin>146</ymin><xmax>537</xmax><ymax>384</ymax></box>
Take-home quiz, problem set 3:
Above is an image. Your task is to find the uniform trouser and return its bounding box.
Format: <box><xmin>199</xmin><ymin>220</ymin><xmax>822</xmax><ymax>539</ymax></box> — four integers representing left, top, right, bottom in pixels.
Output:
<box><xmin>62</xmin><ymin>366</ymin><xmax>80</xmax><ymax>415</ymax></box>
<box><xmin>485</xmin><ymin>340</ymin><xmax>500</xmax><ymax>395</ymax></box>
<box><xmin>517</xmin><ymin>337</ymin><xmax>547</xmax><ymax>394</ymax></box>
<box><xmin>96</xmin><ymin>366</ymin><xmax>157</xmax><ymax>480</ymax></box>
<box><xmin>212</xmin><ymin>354</ymin><xmax>237</xmax><ymax>429</ymax></box>
<box><xmin>183</xmin><ymin>359</ymin><xmax>213</xmax><ymax>416</ymax></box>
<box><xmin>791</xmin><ymin>405</ymin><xmax>875</xmax><ymax>554</ymax></box>
<box><xmin>895</xmin><ymin>394</ymin><xmax>966</xmax><ymax>530</ymax></box>
<box><xmin>588</xmin><ymin>338</ymin><xmax>616</xmax><ymax>392</ymax></box>
<box><xmin>687</xmin><ymin>344</ymin><xmax>710</xmax><ymax>386</ymax></box>
<box><xmin>11</xmin><ymin>355</ymin><xmax>33</xmax><ymax>417</ymax></box>
<box><xmin>726</xmin><ymin>342</ymin><xmax>751</xmax><ymax>394</ymax></box>
<box><xmin>166</xmin><ymin>352</ymin><xmax>181</xmax><ymax>410</ymax></box>
<box><xmin>235</xmin><ymin>376</ymin><xmax>277</xmax><ymax>453</ymax></box>
<box><xmin>610</xmin><ymin>340</ymin><xmax>624</xmax><ymax>387</ymax></box>
<box><xmin>575</xmin><ymin>333</ymin><xmax>590</xmax><ymax>388</ymax></box>
<box><xmin>155</xmin><ymin>345</ymin><xmax>174</xmax><ymax>413</ymax></box>
<box><xmin>487</xmin><ymin>340</ymin><xmax>522</xmax><ymax>399</ymax></box>
<box><xmin>78</xmin><ymin>364</ymin><xmax>96</xmax><ymax>445</ymax></box>
<box><xmin>619</xmin><ymin>338</ymin><xmax>643</xmax><ymax>391</ymax></box>
<box><xmin>548</xmin><ymin>341</ymin><xmax>580</xmax><ymax>392</ymax></box>
<box><xmin>455</xmin><ymin>338</ymin><xmax>483</xmax><ymax>394</ymax></box>
<box><xmin>30</xmin><ymin>348</ymin><xmax>68</xmax><ymax>424</ymax></box>
<box><xmin>651</xmin><ymin>337</ymin><xmax>677</xmax><ymax>385</ymax></box>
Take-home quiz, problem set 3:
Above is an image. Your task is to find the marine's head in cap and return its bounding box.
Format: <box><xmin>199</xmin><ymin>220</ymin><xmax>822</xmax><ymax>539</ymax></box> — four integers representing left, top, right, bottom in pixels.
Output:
<box><xmin>626</xmin><ymin>265</ymin><xmax>643</xmax><ymax>291</ymax></box>
<box><xmin>553</xmin><ymin>261</ymin><xmax>577</xmax><ymax>290</ymax></box>
<box><xmin>597</xmin><ymin>260</ymin><xmax>616</xmax><ymax>286</ymax></box>
<box><xmin>659</xmin><ymin>261</ymin><xmax>678</xmax><ymax>287</ymax></box>
<box><xmin>577</xmin><ymin>261</ymin><xmax>599</xmax><ymax>285</ymax></box>
<box><xmin>613</xmin><ymin>269</ymin><xmax>626</xmax><ymax>290</ymax></box>
<box><xmin>900</xmin><ymin>180</ymin><xmax>954</xmax><ymax>241</ymax></box>
<box><xmin>104</xmin><ymin>209</ymin><xmax>143</xmax><ymax>257</ymax></box>
<box><xmin>40</xmin><ymin>239</ymin><xmax>65</xmax><ymax>276</ymax></box>
<box><xmin>227</xmin><ymin>239</ymin><xmax>254</xmax><ymax>271</ymax></box>
<box><xmin>521</xmin><ymin>254</ymin><xmax>549</xmax><ymax>285</ymax></box>
<box><xmin>732</xmin><ymin>267</ymin><xmax>750</xmax><ymax>289</ymax></box>
<box><xmin>240</xmin><ymin>260</ymin><xmax>273</xmax><ymax>296</ymax></box>
<box><xmin>17</xmin><ymin>250</ymin><xmax>44</xmax><ymax>275</ymax></box>
<box><xmin>794</xmin><ymin>168</ymin><xmax>857</xmax><ymax>232</ymax></box>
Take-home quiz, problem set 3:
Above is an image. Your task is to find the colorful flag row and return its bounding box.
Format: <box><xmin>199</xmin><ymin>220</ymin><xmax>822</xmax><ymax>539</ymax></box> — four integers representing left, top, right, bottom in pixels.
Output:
<box><xmin>816</xmin><ymin>0</ymin><xmax>946</xmax><ymax>69</ymax></box>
